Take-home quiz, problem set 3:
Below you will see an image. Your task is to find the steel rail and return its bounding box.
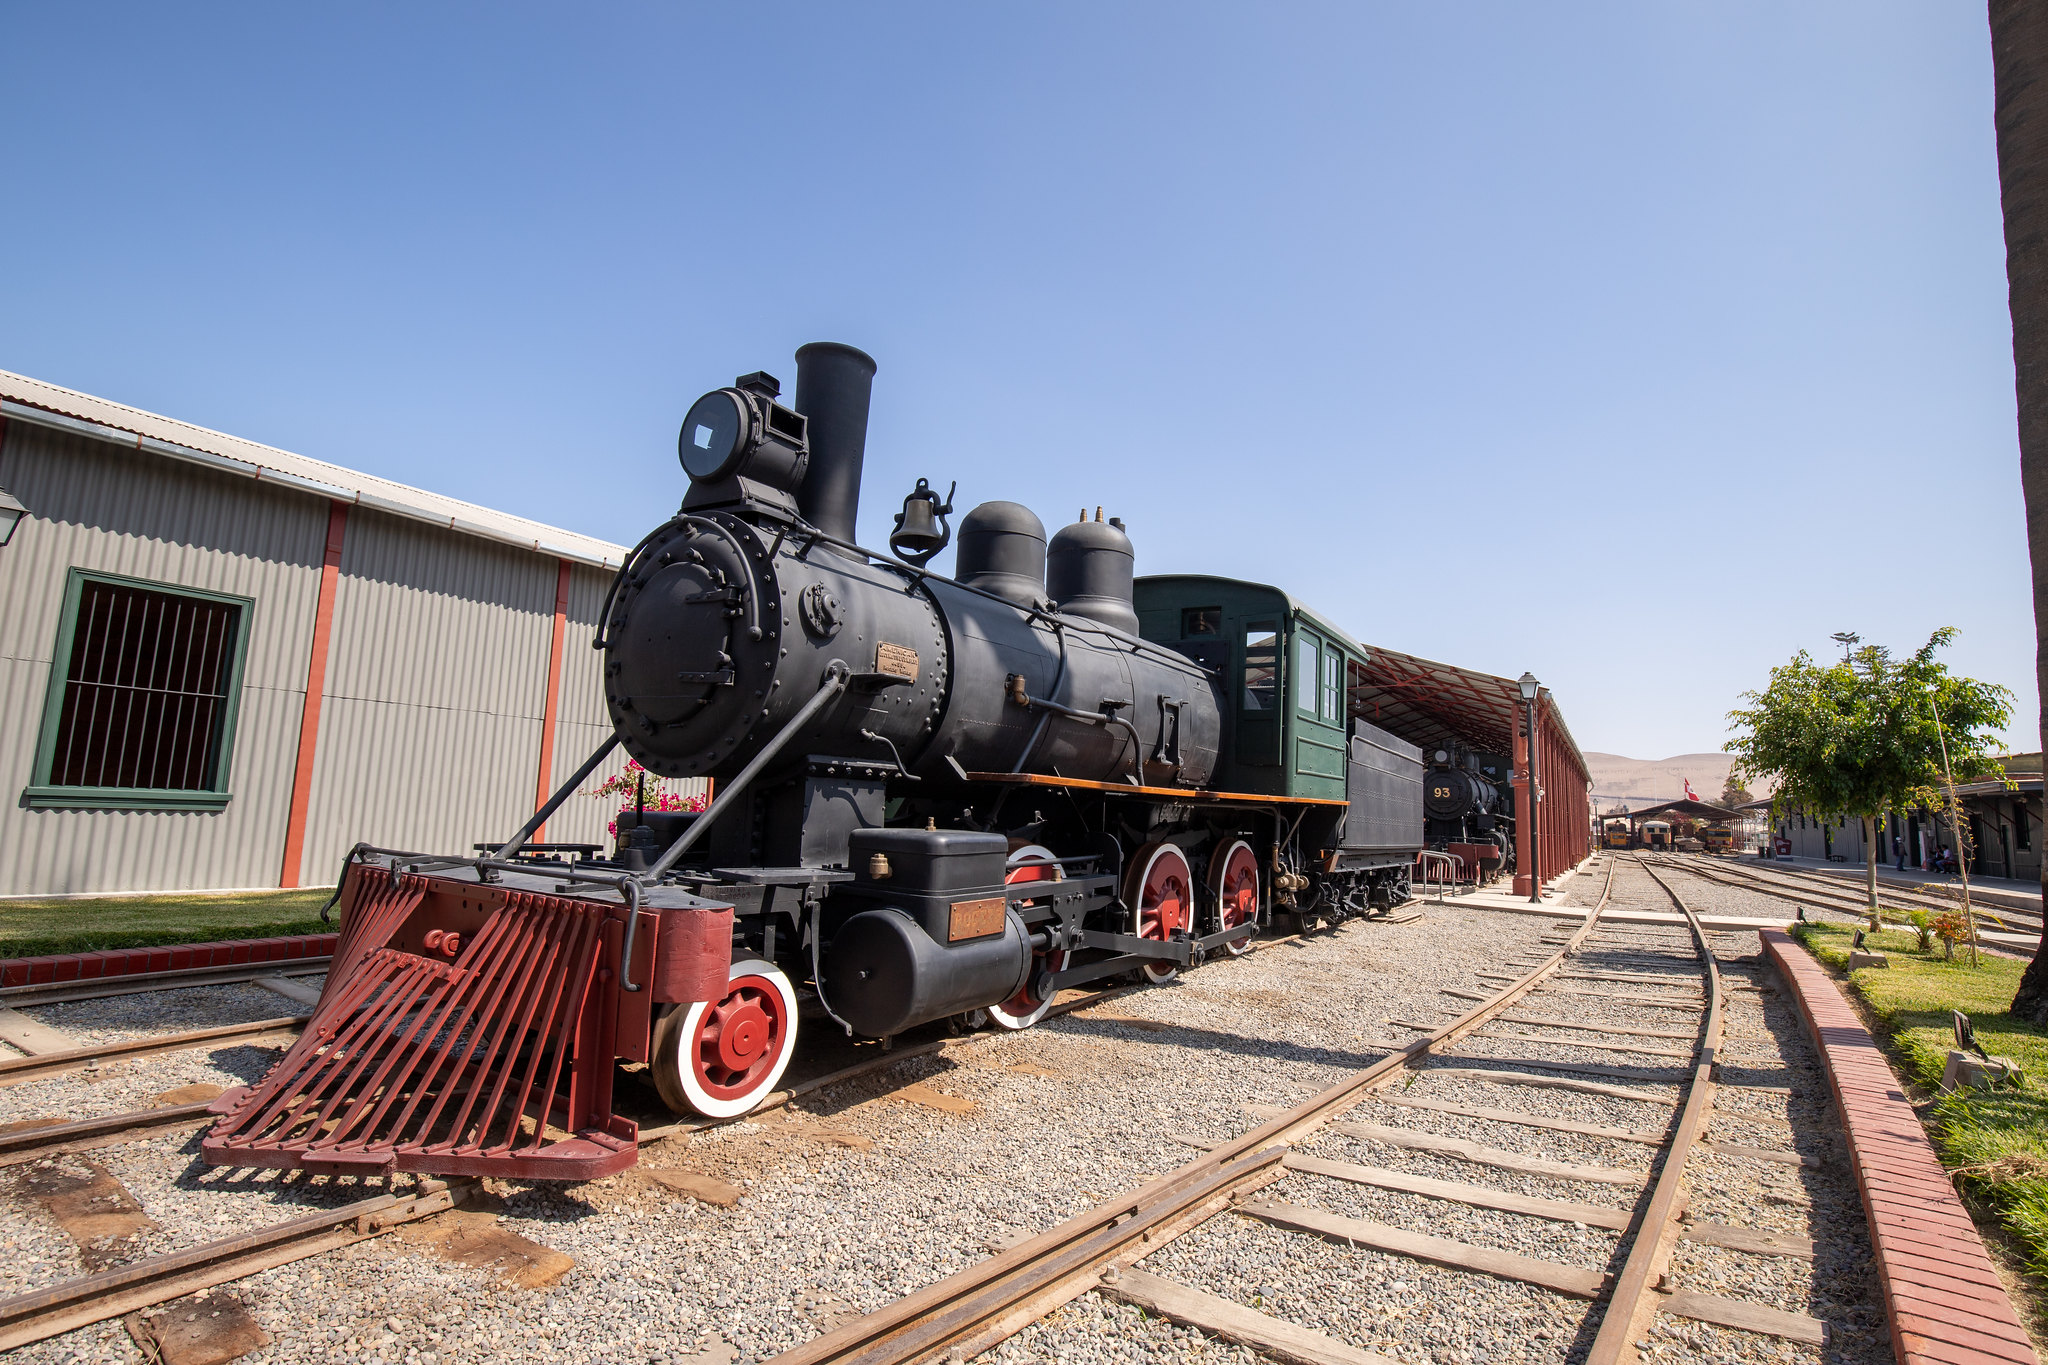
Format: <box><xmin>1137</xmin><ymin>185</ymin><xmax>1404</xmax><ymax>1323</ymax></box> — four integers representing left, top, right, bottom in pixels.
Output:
<box><xmin>0</xmin><ymin>1101</ymin><xmax>217</xmax><ymax>1165</ymax></box>
<box><xmin>765</xmin><ymin>858</ymin><xmax>1619</xmax><ymax>1365</ymax></box>
<box><xmin>0</xmin><ymin>959</ymin><xmax>330</xmax><ymax>1010</ymax></box>
<box><xmin>1584</xmin><ymin>856</ymin><xmax>1726</xmax><ymax>1365</ymax></box>
<box><xmin>1725</xmin><ymin>854</ymin><xmax>2043</xmax><ymax>919</ymax></box>
<box><xmin>0</xmin><ymin>1178</ymin><xmax>471</xmax><ymax>1350</ymax></box>
<box><xmin>0</xmin><ymin>1014</ymin><xmax>308</xmax><ymax>1087</ymax></box>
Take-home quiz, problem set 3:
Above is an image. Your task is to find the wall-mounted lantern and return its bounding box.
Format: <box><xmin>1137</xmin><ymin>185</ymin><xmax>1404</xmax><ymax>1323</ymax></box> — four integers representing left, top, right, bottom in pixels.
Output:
<box><xmin>0</xmin><ymin>485</ymin><xmax>26</xmax><ymax>548</ymax></box>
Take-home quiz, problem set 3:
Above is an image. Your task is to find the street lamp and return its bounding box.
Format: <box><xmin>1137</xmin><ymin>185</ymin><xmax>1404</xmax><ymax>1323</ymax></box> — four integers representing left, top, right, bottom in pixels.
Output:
<box><xmin>0</xmin><ymin>485</ymin><xmax>24</xmax><ymax>548</ymax></box>
<box><xmin>1519</xmin><ymin>672</ymin><xmax>1541</xmax><ymax>903</ymax></box>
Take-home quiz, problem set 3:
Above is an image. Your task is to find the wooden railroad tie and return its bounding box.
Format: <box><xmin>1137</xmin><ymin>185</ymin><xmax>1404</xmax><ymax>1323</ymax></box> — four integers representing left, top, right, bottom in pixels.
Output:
<box><xmin>1242</xmin><ymin>1200</ymin><xmax>1609</xmax><ymax>1298</ymax></box>
<box><xmin>1331</xmin><ymin>1120</ymin><xmax>1645</xmax><ymax>1185</ymax></box>
<box><xmin>1098</xmin><ymin>1268</ymin><xmax>1399</xmax><ymax>1365</ymax></box>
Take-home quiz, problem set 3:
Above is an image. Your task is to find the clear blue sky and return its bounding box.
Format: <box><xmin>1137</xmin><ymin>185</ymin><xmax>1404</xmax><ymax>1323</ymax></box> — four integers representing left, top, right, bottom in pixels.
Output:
<box><xmin>4</xmin><ymin>4</ymin><xmax>2027</xmax><ymax>760</ymax></box>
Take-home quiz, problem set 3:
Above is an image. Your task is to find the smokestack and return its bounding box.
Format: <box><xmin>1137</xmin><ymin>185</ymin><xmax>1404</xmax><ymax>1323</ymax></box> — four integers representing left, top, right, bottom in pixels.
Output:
<box><xmin>793</xmin><ymin>342</ymin><xmax>877</xmax><ymax>544</ymax></box>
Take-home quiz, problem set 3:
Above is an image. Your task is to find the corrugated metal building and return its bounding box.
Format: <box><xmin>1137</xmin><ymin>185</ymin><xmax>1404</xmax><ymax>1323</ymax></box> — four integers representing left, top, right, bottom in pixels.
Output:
<box><xmin>0</xmin><ymin>370</ymin><xmax>666</xmax><ymax>897</ymax></box>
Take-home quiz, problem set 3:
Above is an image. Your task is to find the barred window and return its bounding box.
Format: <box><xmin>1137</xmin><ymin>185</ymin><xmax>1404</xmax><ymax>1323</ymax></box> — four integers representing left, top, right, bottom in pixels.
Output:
<box><xmin>29</xmin><ymin>573</ymin><xmax>250</xmax><ymax>809</ymax></box>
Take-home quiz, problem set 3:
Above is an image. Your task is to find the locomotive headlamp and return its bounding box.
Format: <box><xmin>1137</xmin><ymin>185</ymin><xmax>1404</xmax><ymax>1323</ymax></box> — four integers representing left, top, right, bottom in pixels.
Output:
<box><xmin>678</xmin><ymin>383</ymin><xmax>809</xmax><ymax>492</ymax></box>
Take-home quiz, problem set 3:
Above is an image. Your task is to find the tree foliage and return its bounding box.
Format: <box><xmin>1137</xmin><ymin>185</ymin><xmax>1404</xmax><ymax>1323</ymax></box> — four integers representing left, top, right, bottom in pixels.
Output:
<box><xmin>1725</xmin><ymin>630</ymin><xmax>2012</xmax><ymax>918</ymax></box>
<box><xmin>1726</xmin><ymin>630</ymin><xmax>2011</xmax><ymax>820</ymax></box>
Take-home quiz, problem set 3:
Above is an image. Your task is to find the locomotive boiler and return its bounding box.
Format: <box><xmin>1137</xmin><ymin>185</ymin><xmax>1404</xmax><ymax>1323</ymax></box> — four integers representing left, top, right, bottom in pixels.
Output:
<box><xmin>200</xmin><ymin>343</ymin><xmax>1422</xmax><ymax>1183</ymax></box>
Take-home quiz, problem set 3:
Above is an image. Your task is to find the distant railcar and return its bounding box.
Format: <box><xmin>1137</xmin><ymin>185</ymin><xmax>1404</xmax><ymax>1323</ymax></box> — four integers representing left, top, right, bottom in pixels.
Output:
<box><xmin>1641</xmin><ymin>819</ymin><xmax>1673</xmax><ymax>851</ymax></box>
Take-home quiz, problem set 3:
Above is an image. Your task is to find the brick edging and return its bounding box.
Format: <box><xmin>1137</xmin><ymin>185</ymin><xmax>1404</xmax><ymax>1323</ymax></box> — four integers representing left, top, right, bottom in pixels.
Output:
<box><xmin>0</xmin><ymin>933</ymin><xmax>338</xmax><ymax>990</ymax></box>
<box><xmin>1761</xmin><ymin>928</ymin><xmax>2041</xmax><ymax>1365</ymax></box>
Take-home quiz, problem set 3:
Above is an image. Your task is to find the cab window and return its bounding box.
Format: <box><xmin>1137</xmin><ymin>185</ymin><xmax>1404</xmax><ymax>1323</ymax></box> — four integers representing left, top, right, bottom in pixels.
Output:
<box><xmin>1182</xmin><ymin>607</ymin><xmax>1221</xmax><ymax>637</ymax></box>
<box><xmin>1296</xmin><ymin>636</ymin><xmax>1320</xmax><ymax>716</ymax></box>
<box><xmin>1242</xmin><ymin>625</ymin><xmax>1278</xmax><ymax>710</ymax></box>
<box><xmin>1322</xmin><ymin>651</ymin><xmax>1342</xmax><ymax>722</ymax></box>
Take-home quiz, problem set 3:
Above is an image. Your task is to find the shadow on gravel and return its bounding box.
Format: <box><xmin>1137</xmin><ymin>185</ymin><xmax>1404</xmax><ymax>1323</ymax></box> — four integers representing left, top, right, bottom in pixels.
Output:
<box><xmin>197</xmin><ymin>1043</ymin><xmax>290</xmax><ymax>1085</ymax></box>
<box><xmin>1047</xmin><ymin>1011</ymin><xmax>1397</xmax><ymax>1074</ymax></box>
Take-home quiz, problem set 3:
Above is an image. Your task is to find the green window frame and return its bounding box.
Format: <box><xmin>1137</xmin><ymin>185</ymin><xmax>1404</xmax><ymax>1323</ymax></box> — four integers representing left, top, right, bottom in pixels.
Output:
<box><xmin>24</xmin><ymin>569</ymin><xmax>253</xmax><ymax>811</ymax></box>
<box><xmin>1241</xmin><ymin>622</ymin><xmax>1279</xmax><ymax>711</ymax></box>
<box><xmin>1295</xmin><ymin>634</ymin><xmax>1321</xmax><ymax>716</ymax></box>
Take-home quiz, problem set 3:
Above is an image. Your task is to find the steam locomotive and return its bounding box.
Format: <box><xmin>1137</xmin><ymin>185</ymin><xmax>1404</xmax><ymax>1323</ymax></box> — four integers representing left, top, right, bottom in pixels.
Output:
<box><xmin>1422</xmin><ymin>748</ymin><xmax>1516</xmax><ymax>878</ymax></box>
<box><xmin>201</xmin><ymin>344</ymin><xmax>1427</xmax><ymax>1182</ymax></box>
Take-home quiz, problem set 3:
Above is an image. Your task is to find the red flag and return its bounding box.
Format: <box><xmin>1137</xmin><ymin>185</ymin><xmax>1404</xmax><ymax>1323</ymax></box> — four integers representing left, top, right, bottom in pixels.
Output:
<box><xmin>1684</xmin><ymin>778</ymin><xmax>1698</xmax><ymax>801</ymax></box>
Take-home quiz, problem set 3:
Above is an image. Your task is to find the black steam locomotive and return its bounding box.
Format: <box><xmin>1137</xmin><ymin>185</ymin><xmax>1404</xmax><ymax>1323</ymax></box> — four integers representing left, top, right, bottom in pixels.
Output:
<box><xmin>205</xmin><ymin>343</ymin><xmax>1434</xmax><ymax>1181</ymax></box>
<box><xmin>1422</xmin><ymin>748</ymin><xmax>1515</xmax><ymax>877</ymax></box>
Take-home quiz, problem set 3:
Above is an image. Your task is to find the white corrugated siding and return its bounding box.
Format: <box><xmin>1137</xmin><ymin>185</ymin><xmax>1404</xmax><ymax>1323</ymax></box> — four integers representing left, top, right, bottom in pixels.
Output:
<box><xmin>0</xmin><ymin>423</ymin><xmax>326</xmax><ymax>894</ymax></box>
<box><xmin>0</xmin><ymin>413</ymin><xmax>677</xmax><ymax>895</ymax></box>
<box><xmin>296</xmin><ymin>508</ymin><xmax>556</xmax><ymax>877</ymax></box>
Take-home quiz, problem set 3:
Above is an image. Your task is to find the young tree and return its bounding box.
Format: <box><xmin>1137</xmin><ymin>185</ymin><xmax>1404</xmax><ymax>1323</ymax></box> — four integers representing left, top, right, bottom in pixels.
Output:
<box><xmin>1725</xmin><ymin>630</ymin><xmax>2011</xmax><ymax>924</ymax></box>
<box><xmin>1719</xmin><ymin>780</ymin><xmax>1754</xmax><ymax>809</ymax></box>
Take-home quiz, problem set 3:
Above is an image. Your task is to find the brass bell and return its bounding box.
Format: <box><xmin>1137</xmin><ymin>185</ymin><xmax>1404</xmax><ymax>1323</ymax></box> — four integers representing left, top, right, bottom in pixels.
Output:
<box><xmin>888</xmin><ymin>477</ymin><xmax>955</xmax><ymax>565</ymax></box>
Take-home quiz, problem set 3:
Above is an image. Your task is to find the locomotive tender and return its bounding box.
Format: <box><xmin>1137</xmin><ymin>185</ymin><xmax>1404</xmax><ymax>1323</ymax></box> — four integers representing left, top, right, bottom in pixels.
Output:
<box><xmin>201</xmin><ymin>344</ymin><xmax>1425</xmax><ymax>1182</ymax></box>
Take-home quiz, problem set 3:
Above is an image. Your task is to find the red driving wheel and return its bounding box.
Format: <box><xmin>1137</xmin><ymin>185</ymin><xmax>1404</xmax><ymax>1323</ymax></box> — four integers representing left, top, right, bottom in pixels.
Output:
<box><xmin>1124</xmin><ymin>842</ymin><xmax>1193</xmax><ymax>984</ymax></box>
<box><xmin>990</xmin><ymin>846</ymin><xmax>1064</xmax><ymax>1030</ymax></box>
<box><xmin>1211</xmin><ymin>839</ymin><xmax>1260</xmax><ymax>956</ymax></box>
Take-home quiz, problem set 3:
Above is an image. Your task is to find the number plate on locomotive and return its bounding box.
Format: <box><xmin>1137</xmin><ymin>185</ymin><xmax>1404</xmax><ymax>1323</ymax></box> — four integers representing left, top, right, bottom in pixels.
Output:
<box><xmin>947</xmin><ymin>895</ymin><xmax>1006</xmax><ymax>942</ymax></box>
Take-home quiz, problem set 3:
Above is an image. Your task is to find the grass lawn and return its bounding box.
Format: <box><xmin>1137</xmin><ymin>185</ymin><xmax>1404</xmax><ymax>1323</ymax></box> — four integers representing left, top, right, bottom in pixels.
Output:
<box><xmin>0</xmin><ymin>887</ymin><xmax>339</xmax><ymax>958</ymax></box>
<box><xmin>1793</xmin><ymin>920</ymin><xmax>2048</xmax><ymax>1275</ymax></box>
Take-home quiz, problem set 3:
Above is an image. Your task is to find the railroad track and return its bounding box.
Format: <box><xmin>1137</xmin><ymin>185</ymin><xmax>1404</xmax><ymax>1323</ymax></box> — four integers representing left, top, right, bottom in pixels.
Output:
<box><xmin>1649</xmin><ymin>852</ymin><xmax>2043</xmax><ymax>937</ymax></box>
<box><xmin>0</xmin><ymin>956</ymin><xmax>332</xmax><ymax>1011</ymax></box>
<box><xmin>0</xmin><ymin>921</ymin><xmax>1352</xmax><ymax>1349</ymax></box>
<box><xmin>763</xmin><ymin>855</ymin><xmax>1865</xmax><ymax>1365</ymax></box>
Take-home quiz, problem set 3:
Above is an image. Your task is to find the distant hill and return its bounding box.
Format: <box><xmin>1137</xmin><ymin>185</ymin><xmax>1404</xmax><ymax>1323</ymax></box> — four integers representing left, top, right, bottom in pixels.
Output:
<box><xmin>1582</xmin><ymin>751</ymin><xmax>1769</xmax><ymax>809</ymax></box>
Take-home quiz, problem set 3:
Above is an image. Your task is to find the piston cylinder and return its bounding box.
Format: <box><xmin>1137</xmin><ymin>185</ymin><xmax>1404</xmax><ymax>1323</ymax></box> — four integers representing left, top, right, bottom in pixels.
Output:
<box><xmin>821</xmin><ymin>907</ymin><xmax>1031</xmax><ymax>1037</ymax></box>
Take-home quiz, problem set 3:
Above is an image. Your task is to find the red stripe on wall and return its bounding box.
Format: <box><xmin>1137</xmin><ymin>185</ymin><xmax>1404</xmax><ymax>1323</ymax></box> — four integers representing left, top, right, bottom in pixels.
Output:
<box><xmin>533</xmin><ymin>558</ymin><xmax>573</xmax><ymax>840</ymax></box>
<box><xmin>279</xmin><ymin>501</ymin><xmax>349</xmax><ymax>889</ymax></box>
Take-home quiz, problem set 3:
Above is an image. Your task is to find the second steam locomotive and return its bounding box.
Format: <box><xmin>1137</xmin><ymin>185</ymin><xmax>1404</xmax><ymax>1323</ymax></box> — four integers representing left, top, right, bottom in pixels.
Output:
<box><xmin>201</xmin><ymin>343</ymin><xmax>1457</xmax><ymax>1181</ymax></box>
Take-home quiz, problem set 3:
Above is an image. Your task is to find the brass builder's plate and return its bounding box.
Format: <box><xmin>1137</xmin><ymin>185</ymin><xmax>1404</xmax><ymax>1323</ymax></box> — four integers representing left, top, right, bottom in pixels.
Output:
<box><xmin>875</xmin><ymin>642</ymin><xmax>919</xmax><ymax>680</ymax></box>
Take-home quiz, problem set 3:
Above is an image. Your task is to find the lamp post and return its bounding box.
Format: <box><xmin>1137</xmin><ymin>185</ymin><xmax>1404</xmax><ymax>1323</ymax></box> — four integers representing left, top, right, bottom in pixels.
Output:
<box><xmin>0</xmin><ymin>485</ymin><xmax>24</xmax><ymax>548</ymax></box>
<box><xmin>1519</xmin><ymin>672</ymin><xmax>1541</xmax><ymax>903</ymax></box>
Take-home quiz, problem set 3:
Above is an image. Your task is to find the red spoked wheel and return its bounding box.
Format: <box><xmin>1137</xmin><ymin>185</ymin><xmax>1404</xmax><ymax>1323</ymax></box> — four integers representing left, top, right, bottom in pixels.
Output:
<box><xmin>1124</xmin><ymin>842</ymin><xmax>1193</xmax><ymax>984</ymax></box>
<box><xmin>652</xmin><ymin>958</ymin><xmax>799</xmax><ymax>1119</ymax></box>
<box><xmin>989</xmin><ymin>846</ymin><xmax>1065</xmax><ymax>1031</ymax></box>
<box><xmin>1211</xmin><ymin>839</ymin><xmax>1260</xmax><ymax>956</ymax></box>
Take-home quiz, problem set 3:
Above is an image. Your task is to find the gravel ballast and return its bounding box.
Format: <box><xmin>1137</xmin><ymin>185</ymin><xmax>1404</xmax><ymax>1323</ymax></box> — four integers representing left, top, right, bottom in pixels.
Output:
<box><xmin>0</xmin><ymin>858</ymin><xmax>1895</xmax><ymax>1365</ymax></box>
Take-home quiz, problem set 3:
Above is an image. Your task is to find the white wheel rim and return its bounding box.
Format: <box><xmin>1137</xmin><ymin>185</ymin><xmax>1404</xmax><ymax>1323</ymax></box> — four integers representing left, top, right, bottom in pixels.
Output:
<box><xmin>1127</xmin><ymin>843</ymin><xmax>1192</xmax><ymax>984</ymax></box>
<box><xmin>989</xmin><ymin>848</ymin><xmax>1065</xmax><ymax>1029</ymax></box>
<box><xmin>657</xmin><ymin>958</ymin><xmax>799</xmax><ymax>1119</ymax></box>
<box><xmin>1211</xmin><ymin>839</ymin><xmax>1259</xmax><ymax>956</ymax></box>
